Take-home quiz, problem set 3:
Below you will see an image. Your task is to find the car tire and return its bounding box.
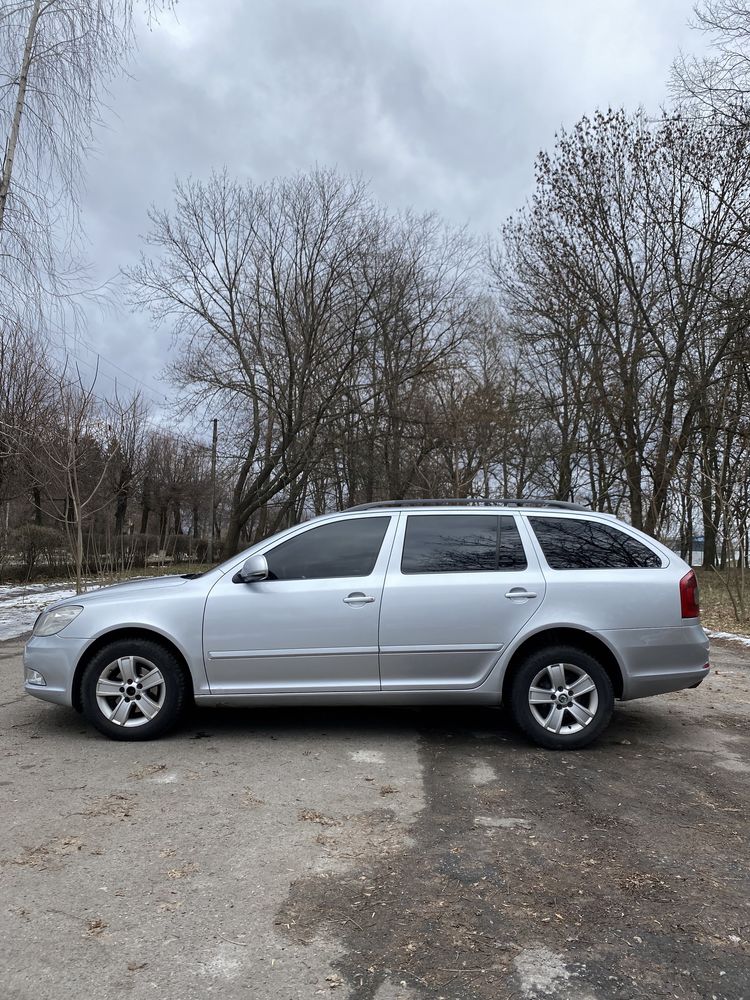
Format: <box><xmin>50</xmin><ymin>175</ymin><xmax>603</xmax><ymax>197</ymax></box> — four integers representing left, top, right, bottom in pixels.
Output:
<box><xmin>509</xmin><ymin>644</ymin><xmax>614</xmax><ymax>750</ymax></box>
<box><xmin>80</xmin><ymin>638</ymin><xmax>189</xmax><ymax>741</ymax></box>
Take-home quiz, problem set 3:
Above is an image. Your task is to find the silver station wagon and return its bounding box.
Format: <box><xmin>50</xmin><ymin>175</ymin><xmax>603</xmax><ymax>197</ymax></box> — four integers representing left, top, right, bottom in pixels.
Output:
<box><xmin>23</xmin><ymin>499</ymin><xmax>710</xmax><ymax>749</ymax></box>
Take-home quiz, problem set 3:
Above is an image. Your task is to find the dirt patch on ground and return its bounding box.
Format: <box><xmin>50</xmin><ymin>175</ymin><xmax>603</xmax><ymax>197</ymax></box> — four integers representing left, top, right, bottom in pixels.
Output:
<box><xmin>279</xmin><ymin>703</ymin><xmax>750</xmax><ymax>999</ymax></box>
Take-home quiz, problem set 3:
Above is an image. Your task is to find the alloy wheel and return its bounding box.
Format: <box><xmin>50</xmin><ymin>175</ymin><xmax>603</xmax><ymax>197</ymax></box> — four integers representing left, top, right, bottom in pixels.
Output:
<box><xmin>528</xmin><ymin>661</ymin><xmax>599</xmax><ymax>735</ymax></box>
<box><xmin>95</xmin><ymin>655</ymin><xmax>166</xmax><ymax>728</ymax></box>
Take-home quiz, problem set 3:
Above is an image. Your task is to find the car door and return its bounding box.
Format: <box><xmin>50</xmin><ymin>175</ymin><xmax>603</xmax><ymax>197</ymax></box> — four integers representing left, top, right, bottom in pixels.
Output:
<box><xmin>378</xmin><ymin>512</ymin><xmax>545</xmax><ymax>689</ymax></box>
<box><xmin>202</xmin><ymin>514</ymin><xmax>396</xmax><ymax>694</ymax></box>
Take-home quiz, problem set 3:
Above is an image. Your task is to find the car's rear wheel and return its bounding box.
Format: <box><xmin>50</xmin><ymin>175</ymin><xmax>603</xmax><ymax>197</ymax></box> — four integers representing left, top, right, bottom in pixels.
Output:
<box><xmin>509</xmin><ymin>645</ymin><xmax>614</xmax><ymax>749</ymax></box>
<box><xmin>80</xmin><ymin>639</ymin><xmax>188</xmax><ymax>741</ymax></box>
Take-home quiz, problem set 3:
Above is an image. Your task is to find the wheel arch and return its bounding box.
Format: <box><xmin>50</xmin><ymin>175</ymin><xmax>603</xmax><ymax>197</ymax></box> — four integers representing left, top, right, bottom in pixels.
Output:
<box><xmin>501</xmin><ymin>626</ymin><xmax>624</xmax><ymax>703</ymax></box>
<box><xmin>71</xmin><ymin>627</ymin><xmax>196</xmax><ymax>712</ymax></box>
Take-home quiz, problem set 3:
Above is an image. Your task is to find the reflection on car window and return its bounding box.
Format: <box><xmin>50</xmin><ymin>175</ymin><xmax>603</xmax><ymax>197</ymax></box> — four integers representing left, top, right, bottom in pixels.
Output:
<box><xmin>401</xmin><ymin>515</ymin><xmax>527</xmax><ymax>573</ymax></box>
<box><xmin>529</xmin><ymin>517</ymin><xmax>662</xmax><ymax>569</ymax></box>
<box><xmin>265</xmin><ymin>516</ymin><xmax>389</xmax><ymax>580</ymax></box>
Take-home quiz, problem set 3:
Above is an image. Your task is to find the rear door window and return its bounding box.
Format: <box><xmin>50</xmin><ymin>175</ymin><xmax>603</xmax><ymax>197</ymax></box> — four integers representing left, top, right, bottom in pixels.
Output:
<box><xmin>401</xmin><ymin>514</ymin><xmax>527</xmax><ymax>574</ymax></box>
<box><xmin>528</xmin><ymin>516</ymin><xmax>662</xmax><ymax>569</ymax></box>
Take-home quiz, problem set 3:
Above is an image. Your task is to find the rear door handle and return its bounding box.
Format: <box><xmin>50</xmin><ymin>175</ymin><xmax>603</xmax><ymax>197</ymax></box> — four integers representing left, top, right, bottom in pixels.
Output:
<box><xmin>343</xmin><ymin>592</ymin><xmax>375</xmax><ymax>605</ymax></box>
<box><xmin>505</xmin><ymin>588</ymin><xmax>538</xmax><ymax>600</ymax></box>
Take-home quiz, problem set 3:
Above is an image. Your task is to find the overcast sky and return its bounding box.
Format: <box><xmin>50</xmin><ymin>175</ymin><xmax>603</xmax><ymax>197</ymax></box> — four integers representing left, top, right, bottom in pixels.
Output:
<box><xmin>73</xmin><ymin>0</ymin><xmax>704</xmax><ymax>424</ymax></box>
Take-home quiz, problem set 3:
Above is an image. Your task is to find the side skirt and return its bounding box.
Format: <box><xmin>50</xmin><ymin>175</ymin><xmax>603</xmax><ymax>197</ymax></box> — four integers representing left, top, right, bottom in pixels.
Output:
<box><xmin>195</xmin><ymin>689</ymin><xmax>501</xmax><ymax>708</ymax></box>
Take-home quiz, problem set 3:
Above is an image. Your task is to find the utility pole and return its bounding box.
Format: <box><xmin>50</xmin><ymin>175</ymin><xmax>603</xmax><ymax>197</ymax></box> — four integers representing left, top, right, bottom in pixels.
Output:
<box><xmin>207</xmin><ymin>418</ymin><xmax>218</xmax><ymax>564</ymax></box>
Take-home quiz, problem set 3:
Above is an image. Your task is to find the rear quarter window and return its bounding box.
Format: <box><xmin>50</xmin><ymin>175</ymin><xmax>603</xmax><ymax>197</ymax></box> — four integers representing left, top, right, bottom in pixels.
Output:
<box><xmin>528</xmin><ymin>516</ymin><xmax>662</xmax><ymax>570</ymax></box>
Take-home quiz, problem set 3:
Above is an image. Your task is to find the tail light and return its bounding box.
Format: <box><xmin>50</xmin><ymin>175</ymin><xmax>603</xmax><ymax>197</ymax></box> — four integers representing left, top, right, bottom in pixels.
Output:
<box><xmin>680</xmin><ymin>570</ymin><xmax>700</xmax><ymax>619</ymax></box>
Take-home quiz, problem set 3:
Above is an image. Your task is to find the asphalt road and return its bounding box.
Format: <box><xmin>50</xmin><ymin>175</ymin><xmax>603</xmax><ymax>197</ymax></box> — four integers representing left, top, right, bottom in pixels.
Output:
<box><xmin>1</xmin><ymin>638</ymin><xmax>748</xmax><ymax>1000</ymax></box>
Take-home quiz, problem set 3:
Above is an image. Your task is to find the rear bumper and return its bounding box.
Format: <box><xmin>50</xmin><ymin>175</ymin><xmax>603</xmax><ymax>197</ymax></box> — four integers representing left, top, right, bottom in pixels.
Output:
<box><xmin>600</xmin><ymin>623</ymin><xmax>710</xmax><ymax>700</ymax></box>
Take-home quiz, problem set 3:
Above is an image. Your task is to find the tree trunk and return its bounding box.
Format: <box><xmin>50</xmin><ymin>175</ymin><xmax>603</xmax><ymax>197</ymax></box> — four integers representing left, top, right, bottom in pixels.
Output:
<box><xmin>114</xmin><ymin>486</ymin><xmax>128</xmax><ymax>536</ymax></box>
<box><xmin>32</xmin><ymin>486</ymin><xmax>43</xmax><ymax>525</ymax></box>
<box><xmin>701</xmin><ymin>487</ymin><xmax>717</xmax><ymax>570</ymax></box>
<box><xmin>158</xmin><ymin>508</ymin><xmax>168</xmax><ymax>546</ymax></box>
<box><xmin>75</xmin><ymin>513</ymin><xmax>83</xmax><ymax>594</ymax></box>
<box><xmin>223</xmin><ymin>510</ymin><xmax>243</xmax><ymax>558</ymax></box>
<box><xmin>624</xmin><ymin>451</ymin><xmax>644</xmax><ymax>531</ymax></box>
<box><xmin>0</xmin><ymin>0</ymin><xmax>42</xmax><ymax>232</ymax></box>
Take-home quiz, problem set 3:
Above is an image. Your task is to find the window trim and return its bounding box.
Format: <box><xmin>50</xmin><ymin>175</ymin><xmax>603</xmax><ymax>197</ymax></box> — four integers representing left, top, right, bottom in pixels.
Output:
<box><xmin>399</xmin><ymin>512</ymin><xmax>528</xmax><ymax>575</ymax></box>
<box><xmin>526</xmin><ymin>513</ymin><xmax>666</xmax><ymax>571</ymax></box>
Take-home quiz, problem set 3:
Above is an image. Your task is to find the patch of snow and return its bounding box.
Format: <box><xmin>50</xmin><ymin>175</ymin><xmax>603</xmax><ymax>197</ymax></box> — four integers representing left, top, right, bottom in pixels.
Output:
<box><xmin>0</xmin><ymin>583</ymin><xmax>97</xmax><ymax>641</ymax></box>
<box><xmin>0</xmin><ymin>583</ymin><xmax>53</xmax><ymax>595</ymax></box>
<box><xmin>706</xmin><ymin>628</ymin><xmax>750</xmax><ymax>648</ymax></box>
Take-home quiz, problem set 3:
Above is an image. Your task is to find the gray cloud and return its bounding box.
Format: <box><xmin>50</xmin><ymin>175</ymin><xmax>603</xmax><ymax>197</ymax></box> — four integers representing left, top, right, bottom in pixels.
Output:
<box><xmin>75</xmin><ymin>0</ymin><xmax>702</xmax><ymax>417</ymax></box>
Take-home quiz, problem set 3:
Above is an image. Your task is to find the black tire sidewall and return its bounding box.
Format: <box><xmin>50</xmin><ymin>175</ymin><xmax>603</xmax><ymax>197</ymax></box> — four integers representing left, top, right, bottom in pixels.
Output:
<box><xmin>509</xmin><ymin>645</ymin><xmax>614</xmax><ymax>750</ymax></box>
<box><xmin>80</xmin><ymin>639</ymin><xmax>187</xmax><ymax>741</ymax></box>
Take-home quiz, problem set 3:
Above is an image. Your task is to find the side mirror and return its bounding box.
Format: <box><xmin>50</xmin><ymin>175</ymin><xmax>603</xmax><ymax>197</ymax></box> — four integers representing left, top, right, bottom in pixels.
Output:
<box><xmin>234</xmin><ymin>554</ymin><xmax>269</xmax><ymax>583</ymax></box>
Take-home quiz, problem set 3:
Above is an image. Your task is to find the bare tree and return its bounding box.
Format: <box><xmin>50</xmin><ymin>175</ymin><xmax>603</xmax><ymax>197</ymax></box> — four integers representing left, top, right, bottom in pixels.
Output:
<box><xmin>38</xmin><ymin>364</ymin><xmax>119</xmax><ymax>591</ymax></box>
<box><xmin>104</xmin><ymin>390</ymin><xmax>149</xmax><ymax>537</ymax></box>
<box><xmin>128</xmin><ymin>169</ymin><xmax>476</xmax><ymax>553</ymax></box>
<box><xmin>0</xmin><ymin>0</ymin><xmax>172</xmax><ymax>322</ymax></box>
<box><xmin>331</xmin><ymin>209</ymin><xmax>477</xmax><ymax>505</ymax></box>
<box><xmin>0</xmin><ymin>321</ymin><xmax>54</xmax><ymax>576</ymax></box>
<box><xmin>495</xmin><ymin>109</ymin><xmax>750</xmax><ymax>535</ymax></box>
<box><xmin>0</xmin><ymin>322</ymin><xmax>52</xmax><ymax>506</ymax></box>
<box><xmin>671</xmin><ymin>1</ymin><xmax>750</xmax><ymax>126</ymax></box>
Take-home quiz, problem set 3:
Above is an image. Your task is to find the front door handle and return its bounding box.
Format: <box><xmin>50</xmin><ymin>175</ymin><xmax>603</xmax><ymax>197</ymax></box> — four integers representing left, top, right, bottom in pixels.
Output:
<box><xmin>343</xmin><ymin>592</ymin><xmax>375</xmax><ymax>606</ymax></box>
<box><xmin>505</xmin><ymin>588</ymin><xmax>538</xmax><ymax>600</ymax></box>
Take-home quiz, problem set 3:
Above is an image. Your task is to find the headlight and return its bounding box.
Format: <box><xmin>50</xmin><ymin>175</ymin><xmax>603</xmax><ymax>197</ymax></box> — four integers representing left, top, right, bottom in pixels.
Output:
<box><xmin>33</xmin><ymin>605</ymin><xmax>84</xmax><ymax>637</ymax></box>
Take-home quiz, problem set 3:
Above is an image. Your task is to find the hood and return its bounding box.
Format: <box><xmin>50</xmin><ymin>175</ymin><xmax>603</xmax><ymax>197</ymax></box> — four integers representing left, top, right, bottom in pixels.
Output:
<box><xmin>54</xmin><ymin>575</ymin><xmax>191</xmax><ymax>608</ymax></box>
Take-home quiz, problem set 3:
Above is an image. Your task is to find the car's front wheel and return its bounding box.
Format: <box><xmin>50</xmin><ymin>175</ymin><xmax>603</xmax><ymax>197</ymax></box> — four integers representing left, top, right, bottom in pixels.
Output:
<box><xmin>509</xmin><ymin>645</ymin><xmax>614</xmax><ymax>749</ymax></box>
<box><xmin>80</xmin><ymin>638</ymin><xmax>188</xmax><ymax>741</ymax></box>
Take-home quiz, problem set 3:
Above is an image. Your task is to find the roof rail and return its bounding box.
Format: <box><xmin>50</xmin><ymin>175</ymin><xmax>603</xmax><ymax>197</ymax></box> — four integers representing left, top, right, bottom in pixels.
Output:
<box><xmin>347</xmin><ymin>497</ymin><xmax>586</xmax><ymax>512</ymax></box>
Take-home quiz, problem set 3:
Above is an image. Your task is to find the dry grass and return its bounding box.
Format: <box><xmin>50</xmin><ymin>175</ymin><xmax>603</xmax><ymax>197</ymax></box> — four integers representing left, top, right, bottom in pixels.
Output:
<box><xmin>298</xmin><ymin>808</ymin><xmax>341</xmax><ymax>827</ymax></box>
<box><xmin>695</xmin><ymin>568</ymin><xmax>750</xmax><ymax>637</ymax></box>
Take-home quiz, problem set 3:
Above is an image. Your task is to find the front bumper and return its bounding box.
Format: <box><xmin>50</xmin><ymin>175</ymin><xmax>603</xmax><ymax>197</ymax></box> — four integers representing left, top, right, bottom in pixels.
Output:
<box><xmin>602</xmin><ymin>623</ymin><xmax>711</xmax><ymax>700</ymax></box>
<box><xmin>23</xmin><ymin>635</ymin><xmax>89</xmax><ymax>707</ymax></box>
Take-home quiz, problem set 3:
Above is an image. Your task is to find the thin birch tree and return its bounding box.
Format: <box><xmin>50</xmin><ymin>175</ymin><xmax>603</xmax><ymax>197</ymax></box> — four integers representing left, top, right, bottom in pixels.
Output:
<box><xmin>0</xmin><ymin>0</ymin><xmax>172</xmax><ymax>323</ymax></box>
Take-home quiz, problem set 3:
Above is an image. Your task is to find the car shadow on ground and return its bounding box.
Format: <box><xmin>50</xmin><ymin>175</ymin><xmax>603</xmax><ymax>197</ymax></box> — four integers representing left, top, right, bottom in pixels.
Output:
<box><xmin>191</xmin><ymin>699</ymin><xmax>693</xmax><ymax>751</ymax></box>
<box><xmin>25</xmin><ymin>695</ymin><xmax>688</xmax><ymax>750</ymax></box>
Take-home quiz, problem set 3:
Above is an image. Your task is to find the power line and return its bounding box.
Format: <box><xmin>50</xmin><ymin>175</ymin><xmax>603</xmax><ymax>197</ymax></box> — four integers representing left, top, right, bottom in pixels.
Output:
<box><xmin>35</xmin><ymin>353</ymin><xmax>213</xmax><ymax>456</ymax></box>
<box><xmin>65</xmin><ymin>332</ymin><xmax>171</xmax><ymax>402</ymax></box>
<box><xmin>47</xmin><ymin>342</ymin><xmax>169</xmax><ymax>411</ymax></box>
